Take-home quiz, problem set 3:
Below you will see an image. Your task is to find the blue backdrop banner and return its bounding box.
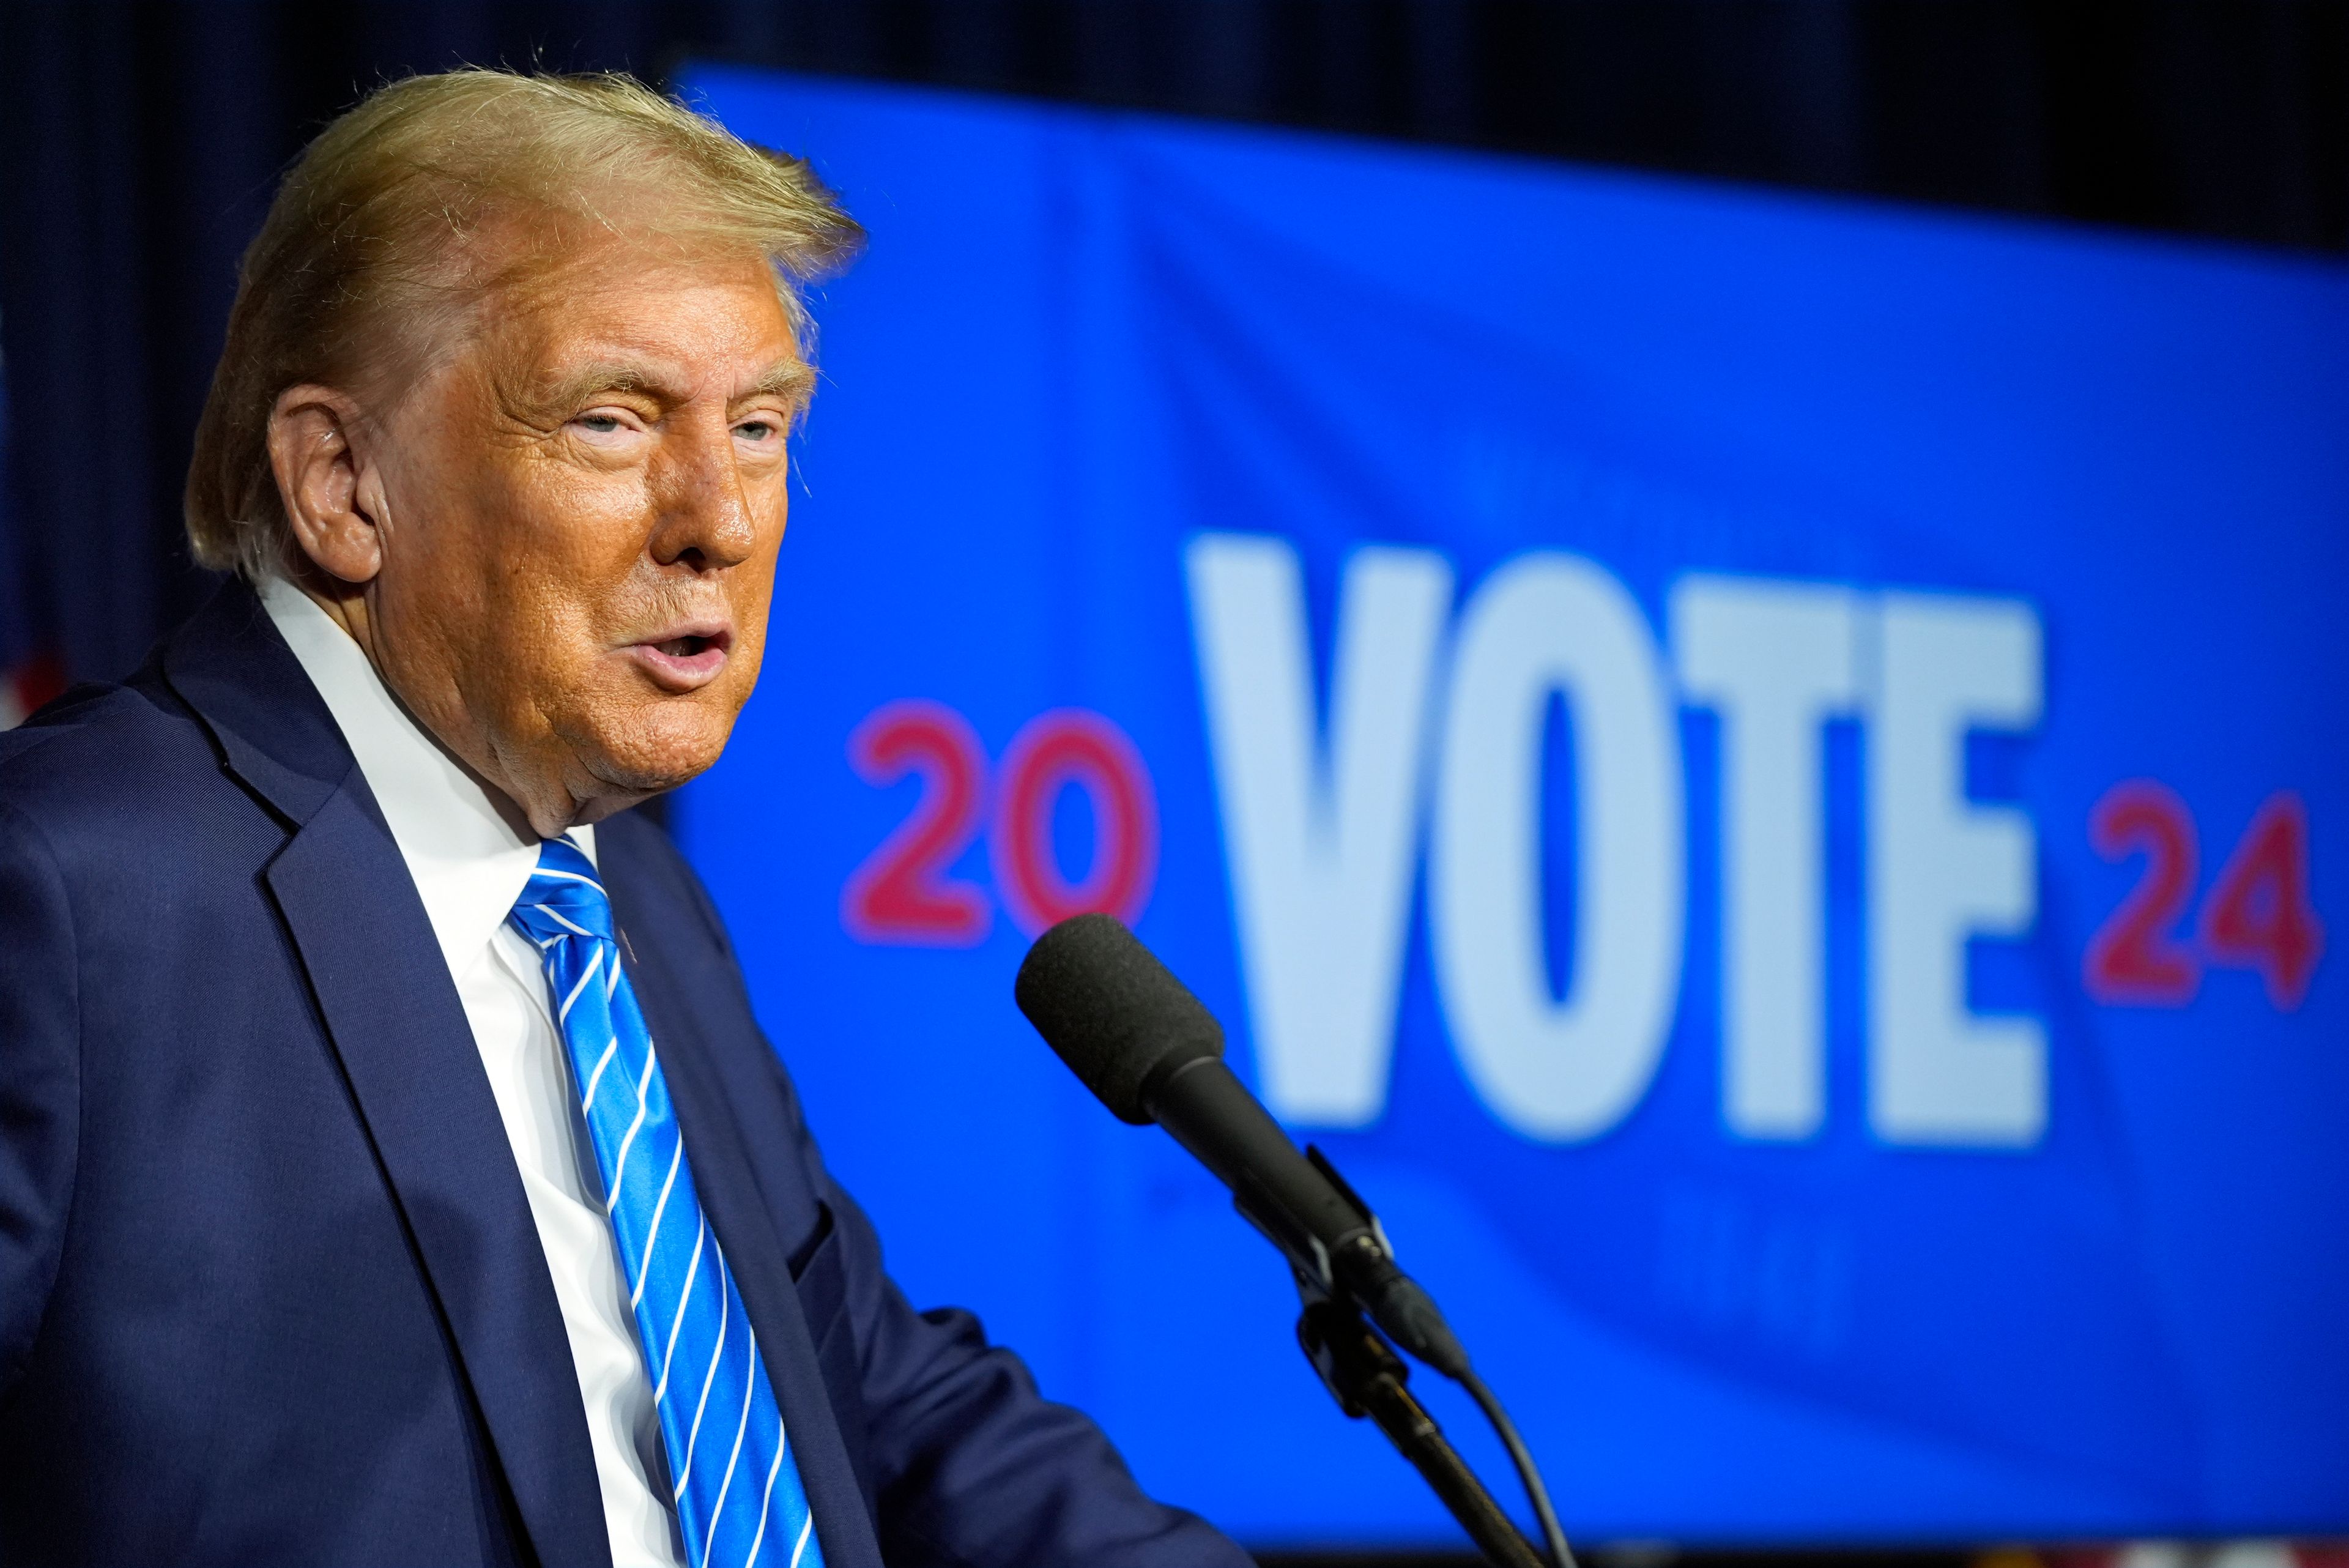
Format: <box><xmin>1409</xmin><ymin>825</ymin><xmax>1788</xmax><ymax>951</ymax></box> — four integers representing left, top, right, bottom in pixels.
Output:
<box><xmin>675</xmin><ymin>65</ymin><xmax>2349</xmax><ymax>1547</ymax></box>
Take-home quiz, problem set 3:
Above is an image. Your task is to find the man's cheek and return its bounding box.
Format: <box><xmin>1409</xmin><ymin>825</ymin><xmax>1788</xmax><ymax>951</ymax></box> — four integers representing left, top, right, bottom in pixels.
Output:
<box><xmin>575</xmin><ymin>470</ymin><xmax>660</xmax><ymax>549</ymax></box>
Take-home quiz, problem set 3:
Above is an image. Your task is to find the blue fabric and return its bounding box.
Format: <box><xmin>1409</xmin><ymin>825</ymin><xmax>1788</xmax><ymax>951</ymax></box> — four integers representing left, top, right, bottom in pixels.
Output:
<box><xmin>674</xmin><ymin>69</ymin><xmax>2349</xmax><ymax>1540</ymax></box>
<box><xmin>0</xmin><ymin>581</ymin><xmax>1253</xmax><ymax>1567</ymax></box>
<box><xmin>510</xmin><ymin>838</ymin><xmax>821</xmax><ymax>1568</ymax></box>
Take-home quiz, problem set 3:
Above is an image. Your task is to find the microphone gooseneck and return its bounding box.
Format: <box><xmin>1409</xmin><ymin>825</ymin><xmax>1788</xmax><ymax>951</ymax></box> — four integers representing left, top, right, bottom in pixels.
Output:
<box><xmin>1014</xmin><ymin>913</ymin><xmax>1574</xmax><ymax>1568</ymax></box>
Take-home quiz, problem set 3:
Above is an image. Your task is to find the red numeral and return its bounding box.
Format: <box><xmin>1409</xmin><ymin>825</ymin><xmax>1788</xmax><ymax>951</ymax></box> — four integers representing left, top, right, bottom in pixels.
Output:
<box><xmin>843</xmin><ymin>700</ymin><xmax>1162</xmax><ymax>945</ymax></box>
<box><xmin>2198</xmin><ymin>791</ymin><xmax>2324</xmax><ymax>1011</ymax></box>
<box><xmin>842</xmin><ymin>701</ymin><xmax>992</xmax><ymax>946</ymax></box>
<box><xmin>2085</xmin><ymin>781</ymin><xmax>2326</xmax><ymax>1012</ymax></box>
<box><xmin>991</xmin><ymin>710</ymin><xmax>1160</xmax><ymax>937</ymax></box>
<box><xmin>2085</xmin><ymin>779</ymin><xmax>2202</xmax><ymax>1005</ymax></box>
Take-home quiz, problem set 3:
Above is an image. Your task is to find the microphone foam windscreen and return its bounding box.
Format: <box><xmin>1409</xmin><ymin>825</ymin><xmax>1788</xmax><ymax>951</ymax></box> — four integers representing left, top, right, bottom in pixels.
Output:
<box><xmin>1015</xmin><ymin>913</ymin><xmax>1225</xmax><ymax>1124</ymax></box>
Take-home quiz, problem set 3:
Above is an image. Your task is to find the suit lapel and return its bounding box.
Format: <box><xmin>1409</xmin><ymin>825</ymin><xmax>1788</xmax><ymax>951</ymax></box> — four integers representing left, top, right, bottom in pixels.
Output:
<box><xmin>166</xmin><ymin>584</ymin><xmax>611</xmax><ymax>1568</ymax></box>
<box><xmin>269</xmin><ymin>794</ymin><xmax>612</xmax><ymax>1568</ymax></box>
<box><xmin>615</xmin><ymin>924</ymin><xmax>885</xmax><ymax>1568</ymax></box>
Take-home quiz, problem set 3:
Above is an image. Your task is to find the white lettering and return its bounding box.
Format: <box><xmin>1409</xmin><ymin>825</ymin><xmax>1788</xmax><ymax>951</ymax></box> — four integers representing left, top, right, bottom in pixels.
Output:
<box><xmin>1430</xmin><ymin>553</ymin><xmax>1684</xmax><ymax>1143</ymax></box>
<box><xmin>1868</xmin><ymin>593</ymin><xmax>2046</xmax><ymax>1146</ymax></box>
<box><xmin>1184</xmin><ymin>533</ymin><xmax>1453</xmax><ymax>1126</ymax></box>
<box><xmin>1672</xmin><ymin>577</ymin><xmax>1861</xmax><ymax>1141</ymax></box>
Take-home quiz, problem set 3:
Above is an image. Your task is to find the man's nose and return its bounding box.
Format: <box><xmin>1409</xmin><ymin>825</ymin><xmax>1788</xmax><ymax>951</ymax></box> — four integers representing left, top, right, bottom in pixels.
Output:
<box><xmin>648</xmin><ymin>416</ymin><xmax>761</xmax><ymax>571</ymax></box>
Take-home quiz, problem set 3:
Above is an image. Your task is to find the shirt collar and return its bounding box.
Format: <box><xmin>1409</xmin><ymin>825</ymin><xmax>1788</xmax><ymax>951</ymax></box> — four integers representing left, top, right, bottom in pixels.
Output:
<box><xmin>259</xmin><ymin>576</ymin><xmax>597</xmax><ymax>978</ymax></box>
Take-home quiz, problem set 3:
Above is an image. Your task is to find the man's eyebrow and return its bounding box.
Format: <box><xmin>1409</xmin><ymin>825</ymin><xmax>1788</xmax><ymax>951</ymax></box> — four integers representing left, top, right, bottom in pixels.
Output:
<box><xmin>738</xmin><ymin>358</ymin><xmax>816</xmax><ymax>406</ymax></box>
<box><xmin>527</xmin><ymin>356</ymin><xmax>813</xmax><ymax>415</ymax></box>
<box><xmin>536</xmin><ymin>361</ymin><xmax>681</xmax><ymax>411</ymax></box>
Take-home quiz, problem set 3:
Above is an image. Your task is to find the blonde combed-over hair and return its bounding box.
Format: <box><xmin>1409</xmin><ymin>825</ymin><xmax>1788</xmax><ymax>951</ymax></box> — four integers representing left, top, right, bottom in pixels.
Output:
<box><xmin>185</xmin><ymin>69</ymin><xmax>863</xmax><ymax>582</ymax></box>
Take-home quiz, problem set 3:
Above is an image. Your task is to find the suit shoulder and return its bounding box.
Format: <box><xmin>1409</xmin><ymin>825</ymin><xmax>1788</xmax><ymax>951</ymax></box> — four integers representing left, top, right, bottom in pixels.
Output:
<box><xmin>0</xmin><ymin>677</ymin><xmax>231</xmax><ymax>844</ymax></box>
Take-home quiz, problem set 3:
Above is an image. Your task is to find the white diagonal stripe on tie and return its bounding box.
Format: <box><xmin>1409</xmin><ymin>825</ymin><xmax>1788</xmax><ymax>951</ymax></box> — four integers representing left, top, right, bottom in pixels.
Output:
<box><xmin>603</xmin><ymin>1045</ymin><xmax>660</xmax><ymax>1215</ymax></box>
<box><xmin>557</xmin><ymin>945</ymin><xmax>603</xmax><ymax>1025</ymax></box>
<box><xmin>633</xmin><ymin>1137</ymin><xmax>686</xmax><ymax>1309</ymax></box>
<box><xmin>699</xmin><ymin>1332</ymin><xmax>761</xmax><ymax>1566</ymax></box>
<box><xmin>673</xmin><ymin>1262</ymin><xmax>731</xmax><ymax>1501</ymax></box>
<box><xmin>533</xmin><ymin>902</ymin><xmax>596</xmax><ymax>937</ymax></box>
<box><xmin>655</xmin><ymin>1214</ymin><xmax>708</xmax><ymax>1402</ymax></box>
<box><xmin>743</xmin><ymin>1441</ymin><xmax>789</xmax><ymax>1568</ymax></box>
<box><xmin>580</xmin><ymin>1034</ymin><xmax>622</xmax><ymax>1112</ymax></box>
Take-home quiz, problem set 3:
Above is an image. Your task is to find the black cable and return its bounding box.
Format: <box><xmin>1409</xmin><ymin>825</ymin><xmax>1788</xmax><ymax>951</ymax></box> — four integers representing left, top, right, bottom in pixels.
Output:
<box><xmin>1457</xmin><ymin>1367</ymin><xmax>1576</xmax><ymax>1568</ymax></box>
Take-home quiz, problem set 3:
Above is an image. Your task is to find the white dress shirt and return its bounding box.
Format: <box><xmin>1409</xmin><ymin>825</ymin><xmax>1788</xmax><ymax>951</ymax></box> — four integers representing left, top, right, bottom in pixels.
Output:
<box><xmin>261</xmin><ymin>578</ymin><xmax>686</xmax><ymax>1568</ymax></box>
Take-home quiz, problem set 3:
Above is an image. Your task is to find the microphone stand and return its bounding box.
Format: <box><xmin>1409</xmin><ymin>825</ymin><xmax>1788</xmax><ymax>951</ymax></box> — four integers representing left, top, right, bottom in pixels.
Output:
<box><xmin>1239</xmin><ymin>1150</ymin><xmax>1562</xmax><ymax>1568</ymax></box>
<box><xmin>1294</xmin><ymin>1291</ymin><xmax>1548</xmax><ymax>1568</ymax></box>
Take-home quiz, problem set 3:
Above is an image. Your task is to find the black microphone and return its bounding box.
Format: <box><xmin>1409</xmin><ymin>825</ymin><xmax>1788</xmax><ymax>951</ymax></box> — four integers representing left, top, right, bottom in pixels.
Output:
<box><xmin>1014</xmin><ymin>912</ymin><xmax>1469</xmax><ymax>1380</ymax></box>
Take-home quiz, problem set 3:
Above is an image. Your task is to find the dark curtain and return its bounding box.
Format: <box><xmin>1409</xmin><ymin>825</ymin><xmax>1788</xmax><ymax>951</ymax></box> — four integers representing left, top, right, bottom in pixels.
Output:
<box><xmin>2</xmin><ymin>0</ymin><xmax>2340</xmax><ymax>683</ymax></box>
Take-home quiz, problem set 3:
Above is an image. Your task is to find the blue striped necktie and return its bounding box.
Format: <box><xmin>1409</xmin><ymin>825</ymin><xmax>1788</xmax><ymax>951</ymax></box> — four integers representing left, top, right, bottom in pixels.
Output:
<box><xmin>508</xmin><ymin>836</ymin><xmax>823</xmax><ymax>1568</ymax></box>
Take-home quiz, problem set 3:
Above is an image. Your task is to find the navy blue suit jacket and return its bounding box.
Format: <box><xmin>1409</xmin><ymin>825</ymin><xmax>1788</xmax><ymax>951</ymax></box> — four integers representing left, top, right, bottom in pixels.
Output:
<box><xmin>0</xmin><ymin>584</ymin><xmax>1250</xmax><ymax>1568</ymax></box>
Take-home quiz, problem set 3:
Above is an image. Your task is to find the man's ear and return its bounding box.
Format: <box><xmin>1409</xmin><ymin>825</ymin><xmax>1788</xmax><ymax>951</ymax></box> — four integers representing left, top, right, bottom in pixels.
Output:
<box><xmin>267</xmin><ymin>385</ymin><xmax>384</xmax><ymax>585</ymax></box>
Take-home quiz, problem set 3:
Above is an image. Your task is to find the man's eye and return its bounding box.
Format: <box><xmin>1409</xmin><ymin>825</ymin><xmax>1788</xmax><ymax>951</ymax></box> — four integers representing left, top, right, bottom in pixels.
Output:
<box><xmin>577</xmin><ymin>414</ymin><xmax>624</xmax><ymax>434</ymax></box>
<box><xmin>736</xmin><ymin>419</ymin><xmax>780</xmax><ymax>442</ymax></box>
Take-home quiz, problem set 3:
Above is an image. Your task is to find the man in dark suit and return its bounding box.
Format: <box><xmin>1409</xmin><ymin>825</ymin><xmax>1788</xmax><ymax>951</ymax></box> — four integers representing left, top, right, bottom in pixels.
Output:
<box><xmin>0</xmin><ymin>68</ymin><xmax>1252</xmax><ymax>1568</ymax></box>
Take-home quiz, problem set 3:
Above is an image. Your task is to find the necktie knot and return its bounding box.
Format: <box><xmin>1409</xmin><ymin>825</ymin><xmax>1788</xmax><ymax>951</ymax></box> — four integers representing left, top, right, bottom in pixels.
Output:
<box><xmin>508</xmin><ymin>835</ymin><xmax>616</xmax><ymax>946</ymax></box>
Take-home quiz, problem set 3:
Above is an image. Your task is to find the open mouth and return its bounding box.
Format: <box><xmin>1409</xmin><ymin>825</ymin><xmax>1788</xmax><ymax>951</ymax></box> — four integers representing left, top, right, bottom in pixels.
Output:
<box><xmin>628</xmin><ymin>625</ymin><xmax>733</xmax><ymax>689</ymax></box>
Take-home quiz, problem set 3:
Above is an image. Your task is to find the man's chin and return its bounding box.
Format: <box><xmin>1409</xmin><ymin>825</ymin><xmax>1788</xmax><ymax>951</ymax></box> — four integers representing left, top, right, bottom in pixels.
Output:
<box><xmin>579</xmin><ymin>707</ymin><xmax>736</xmax><ymax>798</ymax></box>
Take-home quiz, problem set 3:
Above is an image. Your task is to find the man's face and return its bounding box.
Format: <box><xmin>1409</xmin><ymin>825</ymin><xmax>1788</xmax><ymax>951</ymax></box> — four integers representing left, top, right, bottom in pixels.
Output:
<box><xmin>360</xmin><ymin>237</ymin><xmax>806</xmax><ymax>829</ymax></box>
